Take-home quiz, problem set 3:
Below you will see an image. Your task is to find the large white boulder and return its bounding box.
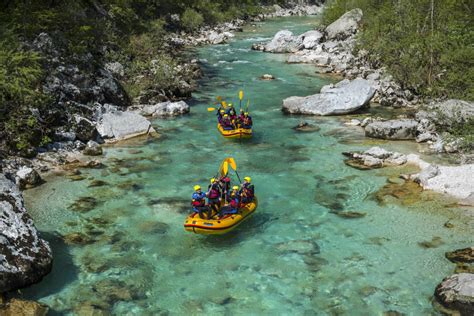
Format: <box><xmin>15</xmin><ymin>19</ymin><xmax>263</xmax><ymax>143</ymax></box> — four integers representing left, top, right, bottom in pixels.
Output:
<box><xmin>435</xmin><ymin>273</ymin><xmax>474</xmax><ymax>315</ymax></box>
<box><xmin>140</xmin><ymin>101</ymin><xmax>190</xmax><ymax>117</ymax></box>
<box><xmin>298</xmin><ymin>30</ymin><xmax>323</xmax><ymax>49</ymax></box>
<box><xmin>97</xmin><ymin>111</ymin><xmax>156</xmax><ymax>141</ymax></box>
<box><xmin>282</xmin><ymin>78</ymin><xmax>375</xmax><ymax>115</ymax></box>
<box><xmin>0</xmin><ymin>174</ymin><xmax>52</xmax><ymax>292</ymax></box>
<box><xmin>325</xmin><ymin>8</ymin><xmax>363</xmax><ymax>40</ymax></box>
<box><xmin>264</xmin><ymin>30</ymin><xmax>302</xmax><ymax>53</ymax></box>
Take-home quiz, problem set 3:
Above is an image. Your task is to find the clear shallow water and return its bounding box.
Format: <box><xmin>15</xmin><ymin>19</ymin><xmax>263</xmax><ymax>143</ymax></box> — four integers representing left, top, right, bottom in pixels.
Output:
<box><xmin>21</xmin><ymin>16</ymin><xmax>473</xmax><ymax>315</ymax></box>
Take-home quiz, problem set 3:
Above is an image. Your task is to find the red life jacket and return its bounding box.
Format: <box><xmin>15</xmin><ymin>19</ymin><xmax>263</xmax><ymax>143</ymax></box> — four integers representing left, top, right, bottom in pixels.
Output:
<box><xmin>192</xmin><ymin>199</ymin><xmax>205</xmax><ymax>207</ymax></box>
<box><xmin>208</xmin><ymin>183</ymin><xmax>220</xmax><ymax>199</ymax></box>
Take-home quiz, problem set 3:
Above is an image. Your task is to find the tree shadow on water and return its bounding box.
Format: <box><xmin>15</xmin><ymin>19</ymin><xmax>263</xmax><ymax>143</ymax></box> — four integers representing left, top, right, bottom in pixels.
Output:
<box><xmin>12</xmin><ymin>231</ymin><xmax>79</xmax><ymax>304</ymax></box>
<box><xmin>200</xmin><ymin>212</ymin><xmax>276</xmax><ymax>249</ymax></box>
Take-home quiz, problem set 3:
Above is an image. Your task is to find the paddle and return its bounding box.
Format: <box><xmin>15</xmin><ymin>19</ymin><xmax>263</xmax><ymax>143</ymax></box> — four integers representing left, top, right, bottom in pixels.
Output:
<box><xmin>208</xmin><ymin>107</ymin><xmax>216</xmax><ymax>111</ymax></box>
<box><xmin>245</xmin><ymin>99</ymin><xmax>250</xmax><ymax>113</ymax></box>
<box><xmin>239</xmin><ymin>90</ymin><xmax>243</xmax><ymax>112</ymax></box>
<box><xmin>226</xmin><ymin>157</ymin><xmax>242</xmax><ymax>183</ymax></box>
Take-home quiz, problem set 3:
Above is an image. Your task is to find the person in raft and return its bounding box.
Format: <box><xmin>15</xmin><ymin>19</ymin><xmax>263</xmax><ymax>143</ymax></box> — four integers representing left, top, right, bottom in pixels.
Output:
<box><xmin>240</xmin><ymin>176</ymin><xmax>255</xmax><ymax>203</ymax></box>
<box><xmin>221</xmin><ymin>114</ymin><xmax>234</xmax><ymax>130</ymax></box>
<box><xmin>219</xmin><ymin>175</ymin><xmax>231</xmax><ymax>200</ymax></box>
<box><xmin>240</xmin><ymin>112</ymin><xmax>253</xmax><ymax>128</ymax></box>
<box><xmin>218</xmin><ymin>185</ymin><xmax>241</xmax><ymax>218</ymax></box>
<box><xmin>192</xmin><ymin>185</ymin><xmax>211</xmax><ymax>219</ymax></box>
<box><xmin>207</xmin><ymin>178</ymin><xmax>221</xmax><ymax>215</ymax></box>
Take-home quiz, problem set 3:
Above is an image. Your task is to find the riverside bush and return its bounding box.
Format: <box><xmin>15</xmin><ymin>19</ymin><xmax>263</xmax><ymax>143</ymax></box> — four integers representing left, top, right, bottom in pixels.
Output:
<box><xmin>323</xmin><ymin>0</ymin><xmax>474</xmax><ymax>101</ymax></box>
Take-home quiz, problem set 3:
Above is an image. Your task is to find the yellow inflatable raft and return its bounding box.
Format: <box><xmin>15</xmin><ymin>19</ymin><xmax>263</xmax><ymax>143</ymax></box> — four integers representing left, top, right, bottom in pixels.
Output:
<box><xmin>217</xmin><ymin>123</ymin><xmax>252</xmax><ymax>139</ymax></box>
<box><xmin>184</xmin><ymin>197</ymin><xmax>258</xmax><ymax>235</ymax></box>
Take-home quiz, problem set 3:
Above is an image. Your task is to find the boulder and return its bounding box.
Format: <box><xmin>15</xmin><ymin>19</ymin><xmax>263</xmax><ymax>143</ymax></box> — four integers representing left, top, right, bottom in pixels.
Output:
<box><xmin>15</xmin><ymin>167</ymin><xmax>42</xmax><ymax>189</ymax></box>
<box><xmin>260</xmin><ymin>74</ymin><xmax>275</xmax><ymax>80</ymax></box>
<box><xmin>0</xmin><ymin>174</ymin><xmax>52</xmax><ymax>292</ymax></box>
<box><xmin>139</xmin><ymin>101</ymin><xmax>190</xmax><ymax>117</ymax></box>
<box><xmin>434</xmin><ymin>273</ymin><xmax>474</xmax><ymax>315</ymax></box>
<box><xmin>82</xmin><ymin>140</ymin><xmax>103</xmax><ymax>156</ymax></box>
<box><xmin>97</xmin><ymin>111</ymin><xmax>156</xmax><ymax>141</ymax></box>
<box><xmin>325</xmin><ymin>8</ymin><xmax>363</xmax><ymax>40</ymax></box>
<box><xmin>364</xmin><ymin>119</ymin><xmax>418</xmax><ymax>140</ymax></box>
<box><xmin>446</xmin><ymin>248</ymin><xmax>474</xmax><ymax>264</ymax></box>
<box><xmin>298</xmin><ymin>30</ymin><xmax>323</xmax><ymax>49</ymax></box>
<box><xmin>287</xmin><ymin>50</ymin><xmax>331</xmax><ymax>65</ymax></box>
<box><xmin>264</xmin><ymin>30</ymin><xmax>302</xmax><ymax>53</ymax></box>
<box><xmin>343</xmin><ymin>147</ymin><xmax>408</xmax><ymax>170</ymax></box>
<box><xmin>104</xmin><ymin>62</ymin><xmax>124</xmax><ymax>77</ymax></box>
<box><xmin>282</xmin><ymin>79</ymin><xmax>375</xmax><ymax>115</ymax></box>
<box><xmin>73</xmin><ymin>116</ymin><xmax>98</xmax><ymax>142</ymax></box>
<box><xmin>207</xmin><ymin>31</ymin><xmax>228</xmax><ymax>45</ymax></box>
<box><xmin>0</xmin><ymin>298</ymin><xmax>48</xmax><ymax>316</ymax></box>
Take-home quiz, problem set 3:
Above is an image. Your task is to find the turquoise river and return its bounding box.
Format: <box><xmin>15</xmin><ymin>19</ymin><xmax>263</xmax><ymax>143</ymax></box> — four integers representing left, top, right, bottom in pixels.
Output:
<box><xmin>21</xmin><ymin>16</ymin><xmax>473</xmax><ymax>315</ymax></box>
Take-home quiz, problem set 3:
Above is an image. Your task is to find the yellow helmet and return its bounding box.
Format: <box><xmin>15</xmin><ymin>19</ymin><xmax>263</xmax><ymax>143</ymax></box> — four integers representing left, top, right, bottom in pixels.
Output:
<box><xmin>244</xmin><ymin>112</ymin><xmax>249</xmax><ymax>116</ymax></box>
<box><xmin>210</xmin><ymin>178</ymin><xmax>216</xmax><ymax>183</ymax></box>
<box><xmin>194</xmin><ymin>185</ymin><xmax>201</xmax><ymax>191</ymax></box>
<box><xmin>232</xmin><ymin>185</ymin><xmax>239</xmax><ymax>190</ymax></box>
<box><xmin>244</xmin><ymin>176</ymin><xmax>251</xmax><ymax>182</ymax></box>
<box><xmin>220</xmin><ymin>110</ymin><xmax>225</xmax><ymax>113</ymax></box>
<box><xmin>224</xmin><ymin>114</ymin><xmax>228</xmax><ymax>117</ymax></box>
<box><xmin>229</xmin><ymin>103</ymin><xmax>233</xmax><ymax>107</ymax></box>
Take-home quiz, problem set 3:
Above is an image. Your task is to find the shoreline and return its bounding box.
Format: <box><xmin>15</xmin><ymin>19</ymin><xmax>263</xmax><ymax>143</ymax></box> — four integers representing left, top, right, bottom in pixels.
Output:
<box><xmin>1</xmin><ymin>6</ymin><xmax>472</xmax><ymax>314</ymax></box>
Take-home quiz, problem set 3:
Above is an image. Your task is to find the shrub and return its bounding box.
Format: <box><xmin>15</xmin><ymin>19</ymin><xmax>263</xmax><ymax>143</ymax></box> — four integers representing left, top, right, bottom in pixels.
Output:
<box><xmin>181</xmin><ymin>8</ymin><xmax>204</xmax><ymax>32</ymax></box>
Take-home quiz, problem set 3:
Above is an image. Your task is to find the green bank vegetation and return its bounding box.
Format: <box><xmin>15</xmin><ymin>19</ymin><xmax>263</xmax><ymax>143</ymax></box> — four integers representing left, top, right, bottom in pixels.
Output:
<box><xmin>323</xmin><ymin>0</ymin><xmax>474</xmax><ymax>101</ymax></box>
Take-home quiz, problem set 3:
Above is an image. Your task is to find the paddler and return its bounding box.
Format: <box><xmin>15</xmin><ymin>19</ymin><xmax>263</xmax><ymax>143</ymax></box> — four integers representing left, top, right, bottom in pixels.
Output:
<box><xmin>240</xmin><ymin>176</ymin><xmax>255</xmax><ymax>203</ymax></box>
<box><xmin>207</xmin><ymin>178</ymin><xmax>221</xmax><ymax>216</ymax></box>
<box><xmin>219</xmin><ymin>185</ymin><xmax>241</xmax><ymax>218</ymax></box>
<box><xmin>191</xmin><ymin>185</ymin><xmax>211</xmax><ymax>219</ymax></box>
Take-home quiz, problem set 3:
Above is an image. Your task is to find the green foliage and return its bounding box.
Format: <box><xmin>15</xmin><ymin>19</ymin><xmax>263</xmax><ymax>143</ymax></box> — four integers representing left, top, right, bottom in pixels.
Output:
<box><xmin>323</xmin><ymin>0</ymin><xmax>474</xmax><ymax>100</ymax></box>
<box><xmin>181</xmin><ymin>8</ymin><xmax>205</xmax><ymax>32</ymax></box>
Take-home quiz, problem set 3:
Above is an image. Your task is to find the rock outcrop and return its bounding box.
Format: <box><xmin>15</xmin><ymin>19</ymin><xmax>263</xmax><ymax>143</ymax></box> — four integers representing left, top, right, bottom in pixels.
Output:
<box><xmin>325</xmin><ymin>8</ymin><xmax>363</xmax><ymax>40</ymax></box>
<box><xmin>82</xmin><ymin>140</ymin><xmax>103</xmax><ymax>156</ymax></box>
<box><xmin>282</xmin><ymin>79</ymin><xmax>375</xmax><ymax>115</ymax></box>
<box><xmin>97</xmin><ymin>111</ymin><xmax>156</xmax><ymax>141</ymax></box>
<box><xmin>263</xmin><ymin>30</ymin><xmax>302</xmax><ymax>53</ymax></box>
<box><xmin>364</xmin><ymin>119</ymin><xmax>418</xmax><ymax>140</ymax></box>
<box><xmin>434</xmin><ymin>273</ymin><xmax>474</xmax><ymax>316</ymax></box>
<box><xmin>137</xmin><ymin>101</ymin><xmax>190</xmax><ymax>117</ymax></box>
<box><xmin>343</xmin><ymin>146</ymin><xmax>407</xmax><ymax>170</ymax></box>
<box><xmin>15</xmin><ymin>167</ymin><xmax>42</xmax><ymax>189</ymax></box>
<box><xmin>0</xmin><ymin>174</ymin><xmax>52</xmax><ymax>293</ymax></box>
<box><xmin>0</xmin><ymin>298</ymin><xmax>49</xmax><ymax>316</ymax></box>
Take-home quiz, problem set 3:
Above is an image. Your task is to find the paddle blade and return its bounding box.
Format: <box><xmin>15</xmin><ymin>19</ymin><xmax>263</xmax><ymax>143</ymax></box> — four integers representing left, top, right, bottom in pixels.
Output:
<box><xmin>227</xmin><ymin>157</ymin><xmax>237</xmax><ymax>171</ymax></box>
<box><xmin>239</xmin><ymin>90</ymin><xmax>243</xmax><ymax>100</ymax></box>
<box><xmin>217</xmin><ymin>96</ymin><xmax>222</xmax><ymax>102</ymax></box>
<box><xmin>222</xmin><ymin>161</ymin><xmax>229</xmax><ymax>176</ymax></box>
<box><xmin>208</xmin><ymin>107</ymin><xmax>216</xmax><ymax>111</ymax></box>
<box><xmin>222</xmin><ymin>101</ymin><xmax>227</xmax><ymax>108</ymax></box>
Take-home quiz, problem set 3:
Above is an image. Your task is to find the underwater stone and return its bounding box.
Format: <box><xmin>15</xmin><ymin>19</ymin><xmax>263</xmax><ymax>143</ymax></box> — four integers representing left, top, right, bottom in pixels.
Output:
<box><xmin>88</xmin><ymin>180</ymin><xmax>109</xmax><ymax>187</ymax></box>
<box><xmin>70</xmin><ymin>196</ymin><xmax>100</xmax><ymax>213</ymax></box>
<box><xmin>276</xmin><ymin>239</ymin><xmax>320</xmax><ymax>255</ymax></box>
<box><xmin>63</xmin><ymin>232</ymin><xmax>95</xmax><ymax>245</ymax></box>
<box><xmin>332</xmin><ymin>210</ymin><xmax>367</xmax><ymax>219</ymax></box>
<box><xmin>418</xmin><ymin>236</ymin><xmax>445</xmax><ymax>249</ymax></box>
<box><xmin>0</xmin><ymin>298</ymin><xmax>49</xmax><ymax>316</ymax></box>
<box><xmin>446</xmin><ymin>248</ymin><xmax>474</xmax><ymax>264</ymax></box>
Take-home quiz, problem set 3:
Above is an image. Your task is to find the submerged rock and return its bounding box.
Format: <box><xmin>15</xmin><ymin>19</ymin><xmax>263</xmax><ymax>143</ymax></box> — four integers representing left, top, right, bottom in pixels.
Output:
<box><xmin>70</xmin><ymin>196</ymin><xmax>101</xmax><ymax>213</ymax></box>
<box><xmin>260</xmin><ymin>74</ymin><xmax>275</xmax><ymax>80</ymax></box>
<box><xmin>332</xmin><ymin>210</ymin><xmax>367</xmax><ymax>219</ymax></box>
<box><xmin>446</xmin><ymin>248</ymin><xmax>474</xmax><ymax>264</ymax></box>
<box><xmin>292</xmin><ymin>122</ymin><xmax>321</xmax><ymax>132</ymax></box>
<box><xmin>0</xmin><ymin>174</ymin><xmax>52</xmax><ymax>292</ymax></box>
<box><xmin>0</xmin><ymin>298</ymin><xmax>48</xmax><ymax>316</ymax></box>
<box><xmin>418</xmin><ymin>236</ymin><xmax>444</xmax><ymax>249</ymax></box>
<box><xmin>282</xmin><ymin>79</ymin><xmax>375</xmax><ymax>115</ymax></box>
<box><xmin>434</xmin><ymin>273</ymin><xmax>474</xmax><ymax>316</ymax></box>
<box><xmin>63</xmin><ymin>232</ymin><xmax>95</xmax><ymax>245</ymax></box>
<box><xmin>276</xmin><ymin>239</ymin><xmax>320</xmax><ymax>255</ymax></box>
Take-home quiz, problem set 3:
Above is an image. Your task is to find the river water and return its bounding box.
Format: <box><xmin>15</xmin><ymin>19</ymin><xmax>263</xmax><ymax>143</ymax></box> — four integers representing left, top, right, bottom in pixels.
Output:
<box><xmin>22</xmin><ymin>16</ymin><xmax>473</xmax><ymax>315</ymax></box>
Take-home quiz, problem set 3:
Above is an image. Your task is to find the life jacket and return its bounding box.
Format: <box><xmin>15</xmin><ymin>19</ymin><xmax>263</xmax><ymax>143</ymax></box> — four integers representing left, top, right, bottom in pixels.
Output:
<box><xmin>192</xmin><ymin>192</ymin><xmax>206</xmax><ymax>207</ymax></box>
<box><xmin>243</xmin><ymin>116</ymin><xmax>252</xmax><ymax>127</ymax></box>
<box><xmin>242</xmin><ymin>183</ymin><xmax>254</xmax><ymax>198</ymax></box>
<box><xmin>227</xmin><ymin>191</ymin><xmax>240</xmax><ymax>208</ymax></box>
<box><xmin>208</xmin><ymin>183</ymin><xmax>220</xmax><ymax>199</ymax></box>
<box><xmin>220</xmin><ymin>177</ymin><xmax>231</xmax><ymax>191</ymax></box>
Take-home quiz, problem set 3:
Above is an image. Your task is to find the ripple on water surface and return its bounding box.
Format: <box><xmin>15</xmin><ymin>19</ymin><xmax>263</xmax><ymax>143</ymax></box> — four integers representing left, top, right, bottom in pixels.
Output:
<box><xmin>22</xmin><ymin>15</ymin><xmax>473</xmax><ymax>315</ymax></box>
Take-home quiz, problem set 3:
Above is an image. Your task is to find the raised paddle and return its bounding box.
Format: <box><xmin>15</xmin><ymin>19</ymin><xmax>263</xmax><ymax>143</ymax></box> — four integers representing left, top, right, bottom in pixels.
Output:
<box><xmin>239</xmin><ymin>90</ymin><xmax>243</xmax><ymax>112</ymax></box>
<box><xmin>208</xmin><ymin>107</ymin><xmax>216</xmax><ymax>111</ymax></box>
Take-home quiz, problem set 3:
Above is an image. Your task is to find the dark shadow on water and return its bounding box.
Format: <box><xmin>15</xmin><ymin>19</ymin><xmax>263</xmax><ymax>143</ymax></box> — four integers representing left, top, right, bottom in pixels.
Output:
<box><xmin>200</xmin><ymin>212</ymin><xmax>276</xmax><ymax>249</ymax></box>
<box><xmin>13</xmin><ymin>231</ymin><xmax>79</xmax><ymax>304</ymax></box>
